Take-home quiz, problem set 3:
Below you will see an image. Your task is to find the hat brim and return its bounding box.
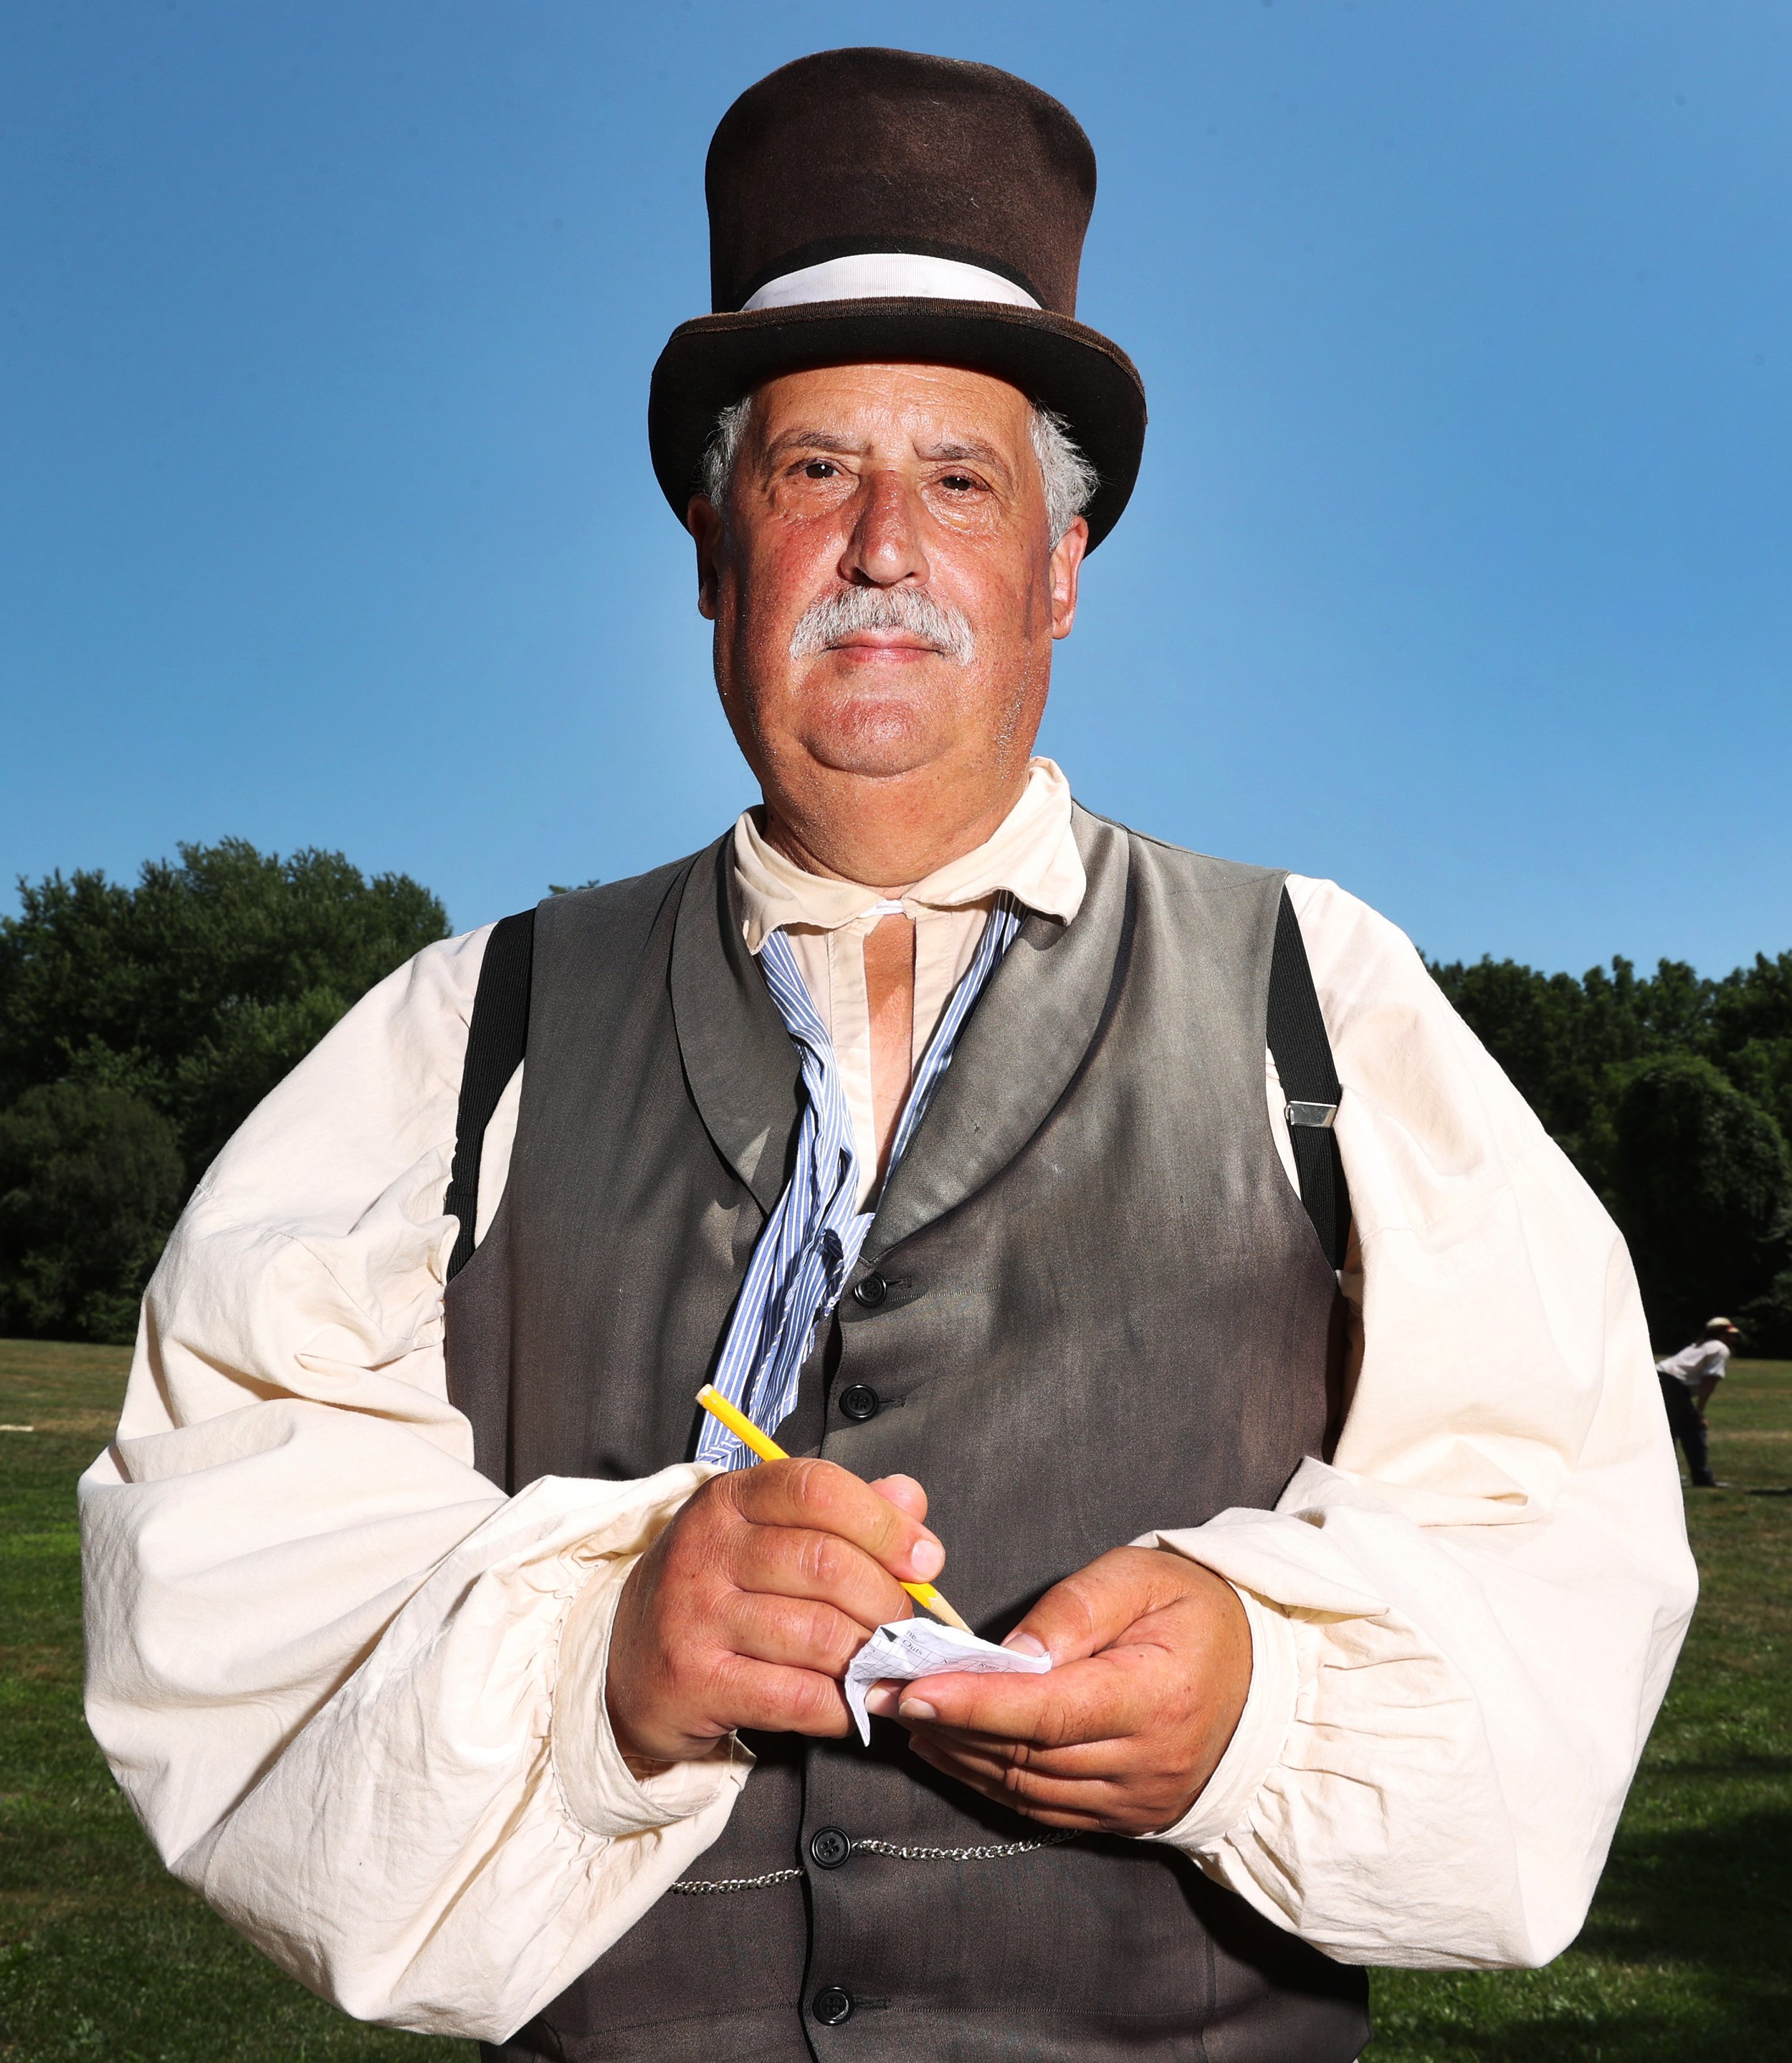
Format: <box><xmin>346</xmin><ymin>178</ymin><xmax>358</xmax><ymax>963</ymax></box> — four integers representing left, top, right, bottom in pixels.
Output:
<box><xmin>649</xmin><ymin>299</ymin><xmax>1146</xmax><ymax>549</ymax></box>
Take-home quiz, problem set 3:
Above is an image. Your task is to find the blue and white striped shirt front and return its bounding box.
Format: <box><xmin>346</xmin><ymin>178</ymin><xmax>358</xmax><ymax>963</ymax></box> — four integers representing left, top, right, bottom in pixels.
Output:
<box><xmin>695</xmin><ymin>892</ymin><xmax>1023</xmax><ymax>1470</ymax></box>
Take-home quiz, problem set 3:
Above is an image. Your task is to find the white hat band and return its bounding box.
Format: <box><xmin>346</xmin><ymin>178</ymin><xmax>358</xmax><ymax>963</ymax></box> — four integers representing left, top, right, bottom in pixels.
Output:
<box><xmin>740</xmin><ymin>252</ymin><xmax>1042</xmax><ymax>314</ymax></box>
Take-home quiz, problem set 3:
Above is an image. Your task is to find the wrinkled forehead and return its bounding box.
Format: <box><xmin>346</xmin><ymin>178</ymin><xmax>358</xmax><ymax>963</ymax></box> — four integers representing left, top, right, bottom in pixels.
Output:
<box><xmin>745</xmin><ymin>361</ymin><xmax>1036</xmax><ymax>458</ymax></box>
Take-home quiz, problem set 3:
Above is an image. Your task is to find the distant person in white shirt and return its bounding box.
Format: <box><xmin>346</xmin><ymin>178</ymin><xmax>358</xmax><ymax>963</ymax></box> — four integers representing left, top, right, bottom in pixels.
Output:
<box><xmin>1656</xmin><ymin>1318</ymin><xmax>1741</xmax><ymax>1488</ymax></box>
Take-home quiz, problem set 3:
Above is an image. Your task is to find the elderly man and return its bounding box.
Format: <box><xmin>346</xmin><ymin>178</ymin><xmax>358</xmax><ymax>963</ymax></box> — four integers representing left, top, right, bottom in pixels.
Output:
<box><xmin>82</xmin><ymin>48</ymin><xmax>1695</xmax><ymax>2063</ymax></box>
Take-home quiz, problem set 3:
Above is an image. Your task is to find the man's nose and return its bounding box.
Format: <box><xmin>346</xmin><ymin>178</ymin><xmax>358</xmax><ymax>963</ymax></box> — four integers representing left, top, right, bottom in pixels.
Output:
<box><xmin>839</xmin><ymin>470</ymin><xmax>930</xmax><ymax>589</ymax></box>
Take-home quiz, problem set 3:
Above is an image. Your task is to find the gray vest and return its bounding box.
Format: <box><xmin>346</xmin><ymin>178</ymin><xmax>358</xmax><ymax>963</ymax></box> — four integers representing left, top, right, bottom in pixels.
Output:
<box><xmin>452</xmin><ymin>810</ymin><xmax>1370</xmax><ymax>2063</ymax></box>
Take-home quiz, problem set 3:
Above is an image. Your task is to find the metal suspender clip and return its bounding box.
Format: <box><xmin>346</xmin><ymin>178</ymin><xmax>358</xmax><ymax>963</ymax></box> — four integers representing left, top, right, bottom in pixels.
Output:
<box><xmin>1285</xmin><ymin>1099</ymin><xmax>1340</xmax><ymax>1130</ymax></box>
<box><xmin>1267</xmin><ymin>886</ymin><xmax>1350</xmax><ymax>1269</ymax></box>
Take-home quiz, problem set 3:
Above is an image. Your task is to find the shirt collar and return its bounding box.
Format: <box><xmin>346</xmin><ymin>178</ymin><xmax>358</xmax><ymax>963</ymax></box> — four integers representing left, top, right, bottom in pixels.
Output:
<box><xmin>732</xmin><ymin>758</ymin><xmax>1086</xmax><ymax>954</ymax></box>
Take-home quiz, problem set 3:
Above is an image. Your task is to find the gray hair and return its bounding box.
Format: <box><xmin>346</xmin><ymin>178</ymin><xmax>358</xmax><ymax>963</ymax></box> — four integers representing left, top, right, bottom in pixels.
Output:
<box><xmin>698</xmin><ymin>395</ymin><xmax>1098</xmax><ymax>544</ymax></box>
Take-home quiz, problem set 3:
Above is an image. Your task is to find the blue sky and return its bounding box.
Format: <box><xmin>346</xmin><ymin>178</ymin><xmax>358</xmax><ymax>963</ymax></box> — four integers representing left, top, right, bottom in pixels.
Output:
<box><xmin>3</xmin><ymin>1</ymin><xmax>1787</xmax><ymax>973</ymax></box>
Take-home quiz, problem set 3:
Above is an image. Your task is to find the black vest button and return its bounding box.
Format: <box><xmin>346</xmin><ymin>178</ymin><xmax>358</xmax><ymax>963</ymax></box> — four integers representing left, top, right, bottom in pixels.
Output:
<box><xmin>809</xmin><ymin>1826</ymin><xmax>852</xmax><ymax>1869</ymax></box>
<box><xmin>812</xmin><ymin>1986</ymin><xmax>854</xmax><ymax>2026</ymax></box>
<box><xmin>852</xmin><ymin>1272</ymin><xmax>887</xmax><ymax>1309</ymax></box>
<box><xmin>838</xmin><ymin>1384</ymin><xmax>880</xmax><ymax>1423</ymax></box>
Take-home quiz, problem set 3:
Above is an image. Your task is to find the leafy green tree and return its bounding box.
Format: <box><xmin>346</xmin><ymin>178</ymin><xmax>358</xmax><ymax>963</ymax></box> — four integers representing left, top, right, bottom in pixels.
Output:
<box><xmin>0</xmin><ymin>1082</ymin><xmax>186</xmax><ymax>1344</ymax></box>
<box><xmin>1431</xmin><ymin>956</ymin><xmax>1646</xmax><ymax>1170</ymax></box>
<box><xmin>1606</xmin><ymin>1056</ymin><xmax>1791</xmax><ymax>1350</ymax></box>
<box><xmin>1743</xmin><ymin>1267</ymin><xmax>1792</xmax><ymax>1357</ymax></box>
<box><xmin>1710</xmin><ymin>951</ymin><xmax>1792</xmax><ymax>1145</ymax></box>
<box><xmin>1432</xmin><ymin>945</ymin><xmax>1792</xmax><ymax>1349</ymax></box>
<box><xmin>0</xmin><ymin>839</ymin><xmax>448</xmax><ymax>1340</ymax></box>
<box><xmin>0</xmin><ymin>839</ymin><xmax>448</xmax><ymax>1180</ymax></box>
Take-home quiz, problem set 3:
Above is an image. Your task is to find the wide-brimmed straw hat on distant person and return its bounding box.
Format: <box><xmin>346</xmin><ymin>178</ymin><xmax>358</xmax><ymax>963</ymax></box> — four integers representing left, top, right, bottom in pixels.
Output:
<box><xmin>1706</xmin><ymin>1316</ymin><xmax>1741</xmax><ymax>1335</ymax></box>
<box><xmin>648</xmin><ymin>47</ymin><xmax>1148</xmax><ymax>549</ymax></box>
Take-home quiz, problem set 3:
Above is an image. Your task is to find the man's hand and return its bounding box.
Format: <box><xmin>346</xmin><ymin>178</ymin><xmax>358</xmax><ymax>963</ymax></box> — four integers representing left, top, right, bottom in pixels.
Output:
<box><xmin>865</xmin><ymin>1546</ymin><xmax>1251</xmax><ymax>1836</ymax></box>
<box><xmin>606</xmin><ymin>1459</ymin><xmax>942</xmax><ymax>1764</ymax></box>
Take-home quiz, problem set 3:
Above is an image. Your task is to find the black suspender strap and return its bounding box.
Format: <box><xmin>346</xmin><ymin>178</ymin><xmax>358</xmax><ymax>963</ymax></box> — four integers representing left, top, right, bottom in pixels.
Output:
<box><xmin>1267</xmin><ymin>887</ymin><xmax>1352</xmax><ymax>1270</ymax></box>
<box><xmin>443</xmin><ymin>908</ymin><xmax>535</xmax><ymax>1283</ymax></box>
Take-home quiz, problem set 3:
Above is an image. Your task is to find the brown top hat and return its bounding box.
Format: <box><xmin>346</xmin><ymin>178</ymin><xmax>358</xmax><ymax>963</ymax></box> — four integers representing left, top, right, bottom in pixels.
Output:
<box><xmin>648</xmin><ymin>48</ymin><xmax>1147</xmax><ymax>548</ymax></box>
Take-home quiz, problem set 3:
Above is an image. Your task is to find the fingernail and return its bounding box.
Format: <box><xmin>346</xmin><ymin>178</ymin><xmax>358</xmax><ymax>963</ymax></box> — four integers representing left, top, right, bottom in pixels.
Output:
<box><xmin>1002</xmin><ymin>1632</ymin><xmax>1048</xmax><ymax>1657</ymax></box>
<box><xmin>897</xmin><ymin>1697</ymin><xmax>937</xmax><ymax>1722</ymax></box>
<box><xmin>910</xmin><ymin>1538</ymin><xmax>945</xmax><ymax>1579</ymax></box>
<box><xmin>864</xmin><ymin>1685</ymin><xmax>898</xmax><ymax>1717</ymax></box>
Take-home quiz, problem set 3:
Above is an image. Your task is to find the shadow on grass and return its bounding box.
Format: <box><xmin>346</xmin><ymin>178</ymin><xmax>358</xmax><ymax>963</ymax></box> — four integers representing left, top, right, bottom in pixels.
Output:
<box><xmin>1373</xmin><ymin>1996</ymin><xmax>1783</xmax><ymax>2063</ymax></box>
<box><xmin>1629</xmin><ymin>1755</ymin><xmax>1792</xmax><ymax>1778</ymax></box>
<box><xmin>1374</xmin><ymin>1809</ymin><xmax>1792</xmax><ymax>2062</ymax></box>
<box><xmin>1582</xmin><ymin>1801</ymin><xmax>1790</xmax><ymax>1946</ymax></box>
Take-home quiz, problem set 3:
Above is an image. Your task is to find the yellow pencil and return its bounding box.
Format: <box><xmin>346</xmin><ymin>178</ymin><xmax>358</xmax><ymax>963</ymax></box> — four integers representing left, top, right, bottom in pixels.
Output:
<box><xmin>695</xmin><ymin>1383</ymin><xmax>972</xmax><ymax>1633</ymax></box>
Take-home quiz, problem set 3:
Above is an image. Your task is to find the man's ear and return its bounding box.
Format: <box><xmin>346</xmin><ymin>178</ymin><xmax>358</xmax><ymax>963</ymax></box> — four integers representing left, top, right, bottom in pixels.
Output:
<box><xmin>1049</xmin><ymin>516</ymin><xmax>1090</xmax><ymax>641</ymax></box>
<box><xmin>688</xmin><ymin>496</ymin><xmax>724</xmax><ymax>621</ymax></box>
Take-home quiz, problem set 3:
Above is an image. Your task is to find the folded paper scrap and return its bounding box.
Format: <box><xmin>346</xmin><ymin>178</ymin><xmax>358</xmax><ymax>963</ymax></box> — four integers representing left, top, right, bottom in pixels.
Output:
<box><xmin>844</xmin><ymin>1619</ymin><xmax>1053</xmax><ymax>1745</ymax></box>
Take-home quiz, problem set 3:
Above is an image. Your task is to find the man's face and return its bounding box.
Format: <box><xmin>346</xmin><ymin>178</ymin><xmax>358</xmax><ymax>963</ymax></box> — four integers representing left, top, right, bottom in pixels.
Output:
<box><xmin>691</xmin><ymin>363</ymin><xmax>1087</xmax><ymax>837</ymax></box>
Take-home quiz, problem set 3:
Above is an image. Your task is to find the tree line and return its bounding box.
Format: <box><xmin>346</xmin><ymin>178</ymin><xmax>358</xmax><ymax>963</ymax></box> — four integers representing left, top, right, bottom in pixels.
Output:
<box><xmin>0</xmin><ymin>842</ymin><xmax>447</xmax><ymax>1342</ymax></box>
<box><xmin>1</xmin><ymin>839</ymin><xmax>1788</xmax><ymax>1354</ymax></box>
<box><xmin>1431</xmin><ymin>950</ymin><xmax>1792</xmax><ymax>1352</ymax></box>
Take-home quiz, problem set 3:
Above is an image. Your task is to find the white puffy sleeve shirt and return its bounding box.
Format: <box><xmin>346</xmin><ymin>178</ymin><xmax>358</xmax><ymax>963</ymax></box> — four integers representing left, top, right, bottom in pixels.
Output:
<box><xmin>78</xmin><ymin>872</ymin><xmax>1696</xmax><ymax>2039</ymax></box>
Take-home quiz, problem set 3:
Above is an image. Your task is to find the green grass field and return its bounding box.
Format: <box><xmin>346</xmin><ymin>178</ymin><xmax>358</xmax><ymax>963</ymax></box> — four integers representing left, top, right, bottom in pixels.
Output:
<box><xmin>2</xmin><ymin>1340</ymin><xmax>1787</xmax><ymax>2061</ymax></box>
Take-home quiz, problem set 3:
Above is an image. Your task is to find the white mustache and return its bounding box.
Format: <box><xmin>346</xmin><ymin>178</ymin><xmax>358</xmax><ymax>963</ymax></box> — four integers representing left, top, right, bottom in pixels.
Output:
<box><xmin>788</xmin><ymin>586</ymin><xmax>976</xmax><ymax>665</ymax></box>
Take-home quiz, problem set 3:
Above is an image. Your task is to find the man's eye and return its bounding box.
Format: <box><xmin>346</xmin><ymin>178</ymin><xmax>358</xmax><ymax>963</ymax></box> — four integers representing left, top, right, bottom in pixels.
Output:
<box><xmin>801</xmin><ymin>460</ymin><xmax>838</xmax><ymax>480</ymax></box>
<box><xmin>940</xmin><ymin>472</ymin><xmax>977</xmax><ymax>492</ymax></box>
